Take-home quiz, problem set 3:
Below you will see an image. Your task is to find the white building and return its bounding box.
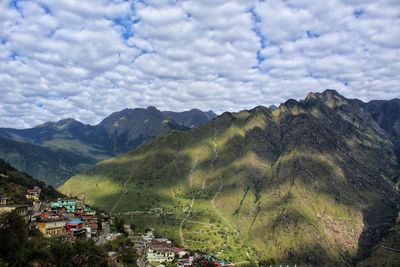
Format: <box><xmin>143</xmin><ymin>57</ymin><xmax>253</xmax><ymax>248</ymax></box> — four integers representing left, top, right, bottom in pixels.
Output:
<box><xmin>146</xmin><ymin>240</ymin><xmax>175</xmax><ymax>264</ymax></box>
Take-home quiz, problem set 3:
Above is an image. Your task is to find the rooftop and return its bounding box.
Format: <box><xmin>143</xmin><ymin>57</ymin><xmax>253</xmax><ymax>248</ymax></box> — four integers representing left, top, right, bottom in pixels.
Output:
<box><xmin>67</xmin><ymin>219</ymin><xmax>82</xmax><ymax>225</ymax></box>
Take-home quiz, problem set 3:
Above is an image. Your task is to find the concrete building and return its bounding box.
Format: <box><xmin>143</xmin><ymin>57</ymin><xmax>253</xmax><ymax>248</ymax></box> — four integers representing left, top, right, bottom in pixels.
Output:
<box><xmin>146</xmin><ymin>240</ymin><xmax>175</xmax><ymax>264</ymax></box>
<box><xmin>37</xmin><ymin>219</ymin><xmax>67</xmax><ymax>237</ymax></box>
<box><xmin>51</xmin><ymin>199</ymin><xmax>77</xmax><ymax>213</ymax></box>
<box><xmin>66</xmin><ymin>219</ymin><xmax>86</xmax><ymax>239</ymax></box>
<box><xmin>0</xmin><ymin>204</ymin><xmax>30</xmax><ymax>214</ymax></box>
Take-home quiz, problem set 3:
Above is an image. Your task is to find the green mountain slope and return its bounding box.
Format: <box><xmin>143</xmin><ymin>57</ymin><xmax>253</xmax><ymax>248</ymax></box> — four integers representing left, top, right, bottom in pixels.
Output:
<box><xmin>0</xmin><ymin>158</ymin><xmax>61</xmax><ymax>204</ymax></box>
<box><xmin>0</xmin><ymin>107</ymin><xmax>215</xmax><ymax>185</ymax></box>
<box><xmin>0</xmin><ymin>136</ymin><xmax>97</xmax><ymax>186</ymax></box>
<box><xmin>60</xmin><ymin>90</ymin><xmax>400</xmax><ymax>265</ymax></box>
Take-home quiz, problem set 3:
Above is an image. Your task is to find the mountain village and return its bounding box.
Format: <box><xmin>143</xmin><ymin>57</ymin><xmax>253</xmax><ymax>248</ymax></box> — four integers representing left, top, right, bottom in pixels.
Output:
<box><xmin>0</xmin><ymin>186</ymin><xmax>235</xmax><ymax>267</ymax></box>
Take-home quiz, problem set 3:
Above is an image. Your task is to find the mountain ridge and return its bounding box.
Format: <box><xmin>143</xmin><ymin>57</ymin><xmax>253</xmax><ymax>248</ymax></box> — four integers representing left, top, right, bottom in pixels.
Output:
<box><xmin>0</xmin><ymin>107</ymin><xmax>216</xmax><ymax>185</ymax></box>
<box><xmin>60</xmin><ymin>89</ymin><xmax>400</xmax><ymax>265</ymax></box>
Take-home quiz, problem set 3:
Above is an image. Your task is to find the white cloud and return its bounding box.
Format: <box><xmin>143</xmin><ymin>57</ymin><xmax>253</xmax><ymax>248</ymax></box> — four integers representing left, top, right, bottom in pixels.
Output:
<box><xmin>0</xmin><ymin>0</ymin><xmax>399</xmax><ymax>128</ymax></box>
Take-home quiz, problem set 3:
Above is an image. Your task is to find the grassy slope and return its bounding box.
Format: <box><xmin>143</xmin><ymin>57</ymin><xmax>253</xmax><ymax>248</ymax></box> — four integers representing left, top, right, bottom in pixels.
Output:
<box><xmin>0</xmin><ymin>136</ymin><xmax>101</xmax><ymax>186</ymax></box>
<box><xmin>61</xmin><ymin>93</ymin><xmax>400</xmax><ymax>265</ymax></box>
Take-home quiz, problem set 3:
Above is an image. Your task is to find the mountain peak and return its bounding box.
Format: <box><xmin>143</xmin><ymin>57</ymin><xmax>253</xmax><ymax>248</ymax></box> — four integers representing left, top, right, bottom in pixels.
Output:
<box><xmin>306</xmin><ymin>89</ymin><xmax>343</xmax><ymax>100</ymax></box>
<box><xmin>146</xmin><ymin>106</ymin><xmax>160</xmax><ymax>112</ymax></box>
<box><xmin>35</xmin><ymin>118</ymin><xmax>82</xmax><ymax>129</ymax></box>
<box><xmin>305</xmin><ymin>89</ymin><xmax>346</xmax><ymax>108</ymax></box>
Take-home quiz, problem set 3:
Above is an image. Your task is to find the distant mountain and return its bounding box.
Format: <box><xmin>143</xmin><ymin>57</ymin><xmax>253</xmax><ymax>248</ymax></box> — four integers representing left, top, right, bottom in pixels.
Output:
<box><xmin>97</xmin><ymin>106</ymin><xmax>191</xmax><ymax>153</ymax></box>
<box><xmin>61</xmin><ymin>90</ymin><xmax>400</xmax><ymax>265</ymax></box>
<box><xmin>0</xmin><ymin>136</ymin><xmax>99</xmax><ymax>186</ymax></box>
<box><xmin>162</xmin><ymin>109</ymin><xmax>217</xmax><ymax>128</ymax></box>
<box><xmin>0</xmin><ymin>107</ymin><xmax>216</xmax><ymax>186</ymax></box>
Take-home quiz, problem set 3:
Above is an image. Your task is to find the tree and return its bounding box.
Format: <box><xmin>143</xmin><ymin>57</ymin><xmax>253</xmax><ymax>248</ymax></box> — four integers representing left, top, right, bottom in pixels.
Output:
<box><xmin>0</xmin><ymin>211</ymin><xmax>28</xmax><ymax>264</ymax></box>
<box><xmin>113</xmin><ymin>217</ymin><xmax>126</xmax><ymax>235</ymax></box>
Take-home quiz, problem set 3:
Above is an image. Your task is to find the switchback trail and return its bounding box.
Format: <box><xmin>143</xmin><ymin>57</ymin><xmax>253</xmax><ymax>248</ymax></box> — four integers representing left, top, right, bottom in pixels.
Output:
<box><xmin>110</xmin><ymin>168</ymin><xmax>135</xmax><ymax>215</ymax></box>
<box><xmin>210</xmin><ymin>125</ymin><xmax>239</xmax><ymax>234</ymax></box>
<box><xmin>179</xmin><ymin>123</ymin><xmax>219</xmax><ymax>246</ymax></box>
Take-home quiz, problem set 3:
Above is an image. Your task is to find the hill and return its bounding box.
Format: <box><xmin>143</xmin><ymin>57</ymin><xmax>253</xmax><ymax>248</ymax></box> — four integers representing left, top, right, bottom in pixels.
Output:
<box><xmin>0</xmin><ymin>107</ymin><xmax>216</xmax><ymax>186</ymax></box>
<box><xmin>0</xmin><ymin>158</ymin><xmax>61</xmax><ymax>204</ymax></box>
<box><xmin>60</xmin><ymin>90</ymin><xmax>400</xmax><ymax>265</ymax></box>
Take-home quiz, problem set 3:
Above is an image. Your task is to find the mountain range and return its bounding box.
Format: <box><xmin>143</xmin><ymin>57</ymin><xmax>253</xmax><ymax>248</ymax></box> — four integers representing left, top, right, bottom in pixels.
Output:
<box><xmin>60</xmin><ymin>90</ymin><xmax>400</xmax><ymax>265</ymax></box>
<box><xmin>0</xmin><ymin>107</ymin><xmax>216</xmax><ymax>186</ymax></box>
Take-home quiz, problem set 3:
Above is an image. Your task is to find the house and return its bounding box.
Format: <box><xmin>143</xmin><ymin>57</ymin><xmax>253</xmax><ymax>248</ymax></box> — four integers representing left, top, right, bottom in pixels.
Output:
<box><xmin>37</xmin><ymin>218</ymin><xmax>67</xmax><ymax>237</ymax></box>
<box><xmin>142</xmin><ymin>230</ymin><xmax>155</xmax><ymax>242</ymax></box>
<box><xmin>40</xmin><ymin>211</ymin><xmax>62</xmax><ymax>220</ymax></box>
<box><xmin>0</xmin><ymin>204</ymin><xmax>30</xmax><ymax>215</ymax></box>
<box><xmin>0</xmin><ymin>204</ymin><xmax>31</xmax><ymax>223</ymax></box>
<box><xmin>51</xmin><ymin>199</ymin><xmax>77</xmax><ymax>213</ymax></box>
<box><xmin>81</xmin><ymin>214</ymin><xmax>98</xmax><ymax>237</ymax></box>
<box><xmin>66</xmin><ymin>219</ymin><xmax>86</xmax><ymax>239</ymax></box>
<box><xmin>0</xmin><ymin>193</ymin><xmax>7</xmax><ymax>205</ymax></box>
<box><xmin>146</xmin><ymin>239</ymin><xmax>175</xmax><ymax>264</ymax></box>
<box><xmin>175</xmin><ymin>247</ymin><xmax>189</xmax><ymax>259</ymax></box>
<box><xmin>123</xmin><ymin>224</ymin><xmax>133</xmax><ymax>236</ymax></box>
<box><xmin>25</xmin><ymin>186</ymin><xmax>41</xmax><ymax>202</ymax></box>
<box><xmin>83</xmin><ymin>207</ymin><xmax>96</xmax><ymax>215</ymax></box>
<box><xmin>176</xmin><ymin>256</ymin><xmax>194</xmax><ymax>267</ymax></box>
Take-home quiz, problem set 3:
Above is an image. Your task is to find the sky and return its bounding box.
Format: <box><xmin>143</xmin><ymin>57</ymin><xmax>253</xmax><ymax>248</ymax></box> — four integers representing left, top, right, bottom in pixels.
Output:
<box><xmin>0</xmin><ymin>0</ymin><xmax>399</xmax><ymax>128</ymax></box>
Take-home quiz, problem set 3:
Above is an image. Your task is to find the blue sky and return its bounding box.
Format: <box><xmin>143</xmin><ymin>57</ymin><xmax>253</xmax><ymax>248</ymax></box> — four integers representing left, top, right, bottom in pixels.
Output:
<box><xmin>0</xmin><ymin>0</ymin><xmax>399</xmax><ymax>128</ymax></box>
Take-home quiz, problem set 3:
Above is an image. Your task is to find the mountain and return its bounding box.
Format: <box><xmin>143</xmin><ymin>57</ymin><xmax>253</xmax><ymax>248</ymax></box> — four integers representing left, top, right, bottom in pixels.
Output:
<box><xmin>356</xmin><ymin>218</ymin><xmax>400</xmax><ymax>266</ymax></box>
<box><xmin>0</xmin><ymin>107</ymin><xmax>216</xmax><ymax>186</ymax></box>
<box><xmin>97</xmin><ymin>106</ymin><xmax>190</xmax><ymax>153</ymax></box>
<box><xmin>0</xmin><ymin>136</ymin><xmax>99</xmax><ymax>186</ymax></box>
<box><xmin>0</xmin><ymin>157</ymin><xmax>61</xmax><ymax>204</ymax></box>
<box><xmin>162</xmin><ymin>109</ymin><xmax>218</xmax><ymax>128</ymax></box>
<box><xmin>60</xmin><ymin>90</ymin><xmax>400</xmax><ymax>265</ymax></box>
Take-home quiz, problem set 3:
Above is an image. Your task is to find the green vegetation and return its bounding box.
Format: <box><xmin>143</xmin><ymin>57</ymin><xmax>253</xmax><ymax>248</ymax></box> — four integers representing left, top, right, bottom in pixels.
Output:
<box><xmin>0</xmin><ymin>107</ymin><xmax>216</xmax><ymax>186</ymax></box>
<box><xmin>0</xmin><ymin>211</ymin><xmax>108</xmax><ymax>266</ymax></box>
<box><xmin>61</xmin><ymin>90</ymin><xmax>400</xmax><ymax>265</ymax></box>
<box><xmin>0</xmin><ymin>158</ymin><xmax>61</xmax><ymax>203</ymax></box>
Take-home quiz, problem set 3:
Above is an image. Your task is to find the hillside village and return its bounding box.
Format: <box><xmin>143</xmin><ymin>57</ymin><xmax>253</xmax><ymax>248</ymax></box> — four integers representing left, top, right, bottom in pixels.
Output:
<box><xmin>0</xmin><ymin>185</ymin><xmax>236</xmax><ymax>267</ymax></box>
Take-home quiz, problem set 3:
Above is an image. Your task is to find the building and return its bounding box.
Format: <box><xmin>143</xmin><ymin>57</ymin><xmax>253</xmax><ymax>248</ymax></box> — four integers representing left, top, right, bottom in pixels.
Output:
<box><xmin>51</xmin><ymin>199</ymin><xmax>77</xmax><ymax>213</ymax></box>
<box><xmin>0</xmin><ymin>204</ymin><xmax>30</xmax><ymax>215</ymax></box>
<box><xmin>37</xmin><ymin>218</ymin><xmax>67</xmax><ymax>237</ymax></box>
<box><xmin>66</xmin><ymin>219</ymin><xmax>86</xmax><ymax>239</ymax></box>
<box><xmin>176</xmin><ymin>257</ymin><xmax>194</xmax><ymax>267</ymax></box>
<box><xmin>142</xmin><ymin>230</ymin><xmax>155</xmax><ymax>242</ymax></box>
<box><xmin>0</xmin><ymin>193</ymin><xmax>7</xmax><ymax>205</ymax></box>
<box><xmin>83</xmin><ymin>207</ymin><xmax>95</xmax><ymax>215</ymax></box>
<box><xmin>0</xmin><ymin>204</ymin><xmax>31</xmax><ymax>223</ymax></box>
<box><xmin>25</xmin><ymin>186</ymin><xmax>41</xmax><ymax>202</ymax></box>
<box><xmin>175</xmin><ymin>248</ymin><xmax>189</xmax><ymax>259</ymax></box>
<box><xmin>81</xmin><ymin>214</ymin><xmax>98</xmax><ymax>237</ymax></box>
<box><xmin>146</xmin><ymin>239</ymin><xmax>175</xmax><ymax>264</ymax></box>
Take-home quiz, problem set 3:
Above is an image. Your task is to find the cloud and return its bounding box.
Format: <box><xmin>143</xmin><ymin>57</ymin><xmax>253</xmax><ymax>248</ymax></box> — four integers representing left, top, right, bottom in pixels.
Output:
<box><xmin>0</xmin><ymin>0</ymin><xmax>399</xmax><ymax>128</ymax></box>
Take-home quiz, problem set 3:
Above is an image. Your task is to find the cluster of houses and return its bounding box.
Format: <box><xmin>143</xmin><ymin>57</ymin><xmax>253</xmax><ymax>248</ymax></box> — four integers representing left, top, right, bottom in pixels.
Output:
<box><xmin>0</xmin><ymin>187</ymin><xmax>105</xmax><ymax>241</ymax></box>
<box><xmin>35</xmin><ymin>198</ymin><xmax>102</xmax><ymax>240</ymax></box>
<box><xmin>128</xmin><ymin>230</ymin><xmax>231</xmax><ymax>267</ymax></box>
<box><xmin>1</xmin><ymin>187</ymin><xmax>233</xmax><ymax>266</ymax></box>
